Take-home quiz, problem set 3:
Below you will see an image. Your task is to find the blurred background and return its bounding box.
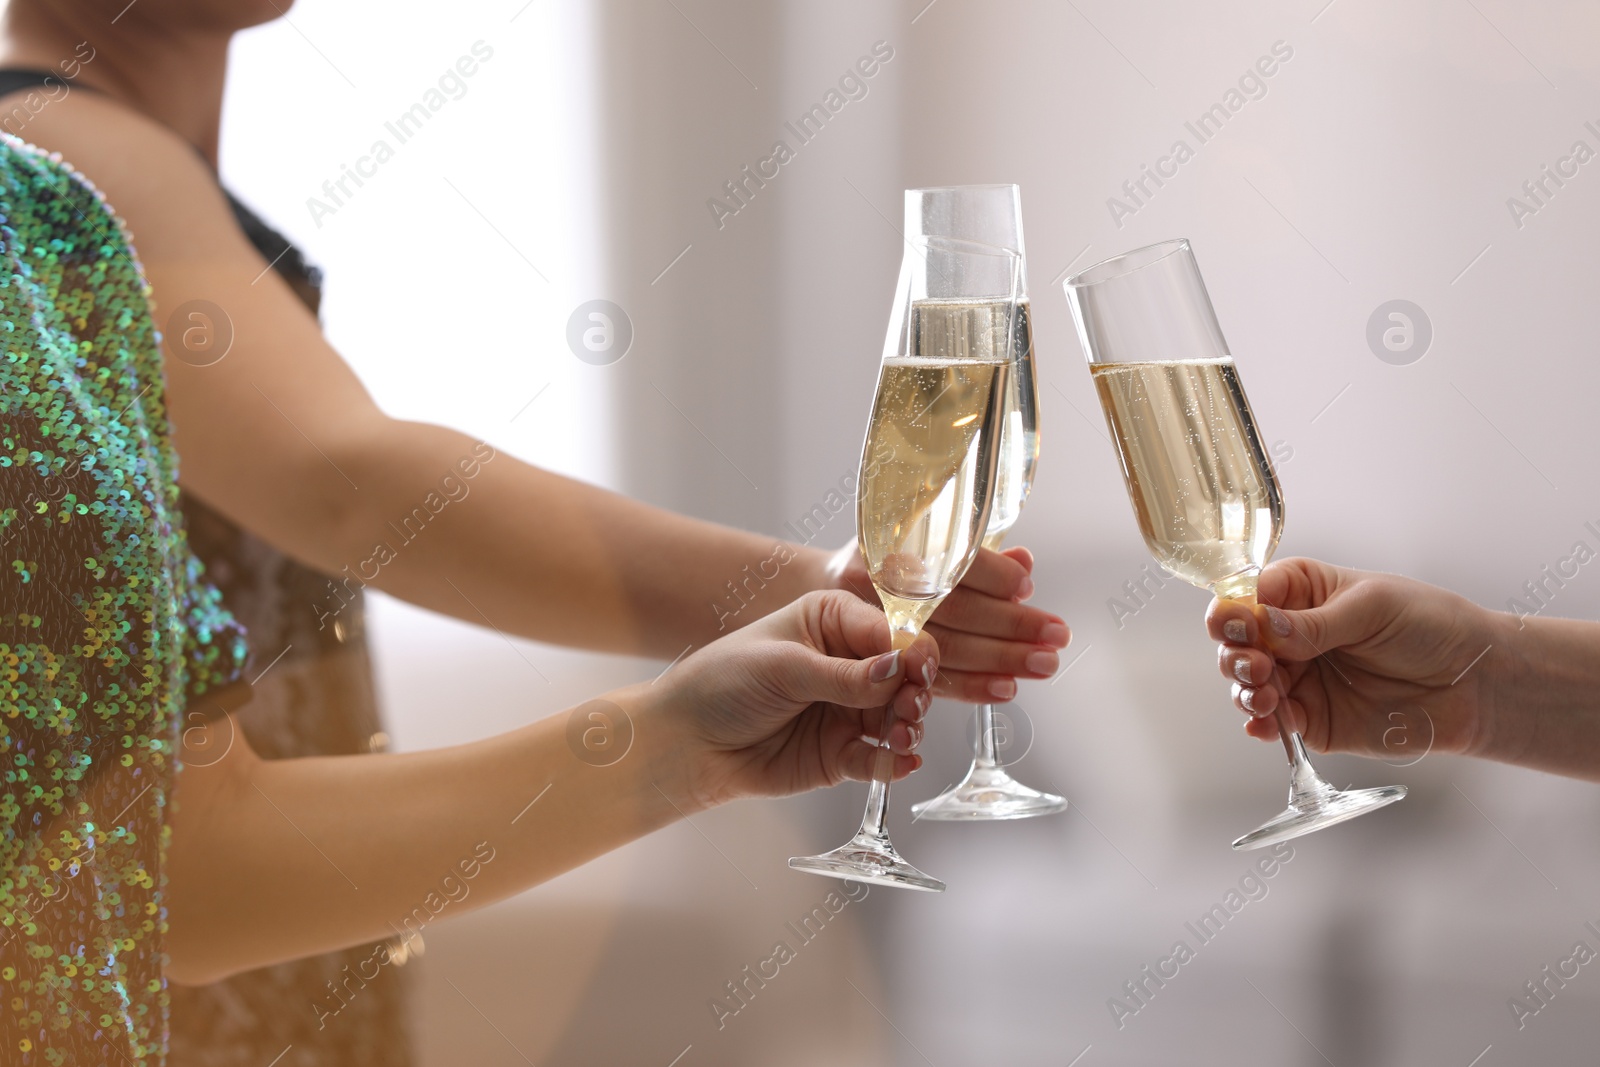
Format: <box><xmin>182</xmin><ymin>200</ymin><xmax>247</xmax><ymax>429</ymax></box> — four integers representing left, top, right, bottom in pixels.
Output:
<box><xmin>214</xmin><ymin>0</ymin><xmax>1600</xmax><ymax>1062</ymax></box>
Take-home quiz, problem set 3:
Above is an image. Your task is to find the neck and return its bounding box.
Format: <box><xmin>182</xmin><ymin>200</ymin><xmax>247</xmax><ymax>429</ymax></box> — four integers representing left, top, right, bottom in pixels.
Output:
<box><xmin>0</xmin><ymin>3</ymin><xmax>231</xmax><ymax>167</ymax></box>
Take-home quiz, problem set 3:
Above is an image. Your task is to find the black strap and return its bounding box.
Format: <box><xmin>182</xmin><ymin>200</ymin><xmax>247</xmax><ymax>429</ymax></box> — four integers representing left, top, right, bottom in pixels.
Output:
<box><xmin>0</xmin><ymin>67</ymin><xmax>322</xmax><ymax>299</ymax></box>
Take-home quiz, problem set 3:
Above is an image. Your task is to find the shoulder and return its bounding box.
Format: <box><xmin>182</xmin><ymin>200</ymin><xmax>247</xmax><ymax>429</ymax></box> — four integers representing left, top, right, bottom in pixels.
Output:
<box><xmin>0</xmin><ymin>88</ymin><xmax>252</xmax><ymax>263</ymax></box>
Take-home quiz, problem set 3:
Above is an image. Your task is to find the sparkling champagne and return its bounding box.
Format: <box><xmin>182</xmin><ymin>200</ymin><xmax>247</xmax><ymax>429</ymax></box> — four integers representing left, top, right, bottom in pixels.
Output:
<box><xmin>1090</xmin><ymin>357</ymin><xmax>1282</xmax><ymax>595</ymax></box>
<box><xmin>858</xmin><ymin>301</ymin><xmax>1013</xmax><ymax>632</ymax></box>
<box><xmin>985</xmin><ymin>301</ymin><xmax>1039</xmax><ymax>547</ymax></box>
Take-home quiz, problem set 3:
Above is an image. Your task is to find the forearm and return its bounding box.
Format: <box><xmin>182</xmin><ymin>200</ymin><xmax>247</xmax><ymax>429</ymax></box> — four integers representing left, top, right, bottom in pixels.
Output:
<box><xmin>165</xmin><ymin>683</ymin><xmax>695</xmax><ymax>984</ymax></box>
<box><xmin>1477</xmin><ymin>611</ymin><xmax>1600</xmax><ymax>780</ymax></box>
<box><xmin>325</xmin><ymin>419</ymin><xmax>831</xmax><ymax>657</ymax></box>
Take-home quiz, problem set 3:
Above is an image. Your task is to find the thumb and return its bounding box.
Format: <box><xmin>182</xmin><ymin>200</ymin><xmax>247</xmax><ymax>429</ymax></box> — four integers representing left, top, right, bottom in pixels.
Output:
<box><xmin>1255</xmin><ymin>596</ymin><xmax>1376</xmax><ymax>663</ymax></box>
<box><xmin>788</xmin><ymin>640</ymin><xmax>935</xmax><ymax>709</ymax></box>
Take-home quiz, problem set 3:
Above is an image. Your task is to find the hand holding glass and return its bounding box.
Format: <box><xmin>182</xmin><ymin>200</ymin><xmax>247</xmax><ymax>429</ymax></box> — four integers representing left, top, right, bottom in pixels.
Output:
<box><xmin>789</xmin><ymin>236</ymin><xmax>1017</xmax><ymax>890</ymax></box>
<box><xmin>898</xmin><ymin>185</ymin><xmax>1068</xmax><ymax>822</ymax></box>
<box><xmin>1065</xmin><ymin>239</ymin><xmax>1405</xmax><ymax>850</ymax></box>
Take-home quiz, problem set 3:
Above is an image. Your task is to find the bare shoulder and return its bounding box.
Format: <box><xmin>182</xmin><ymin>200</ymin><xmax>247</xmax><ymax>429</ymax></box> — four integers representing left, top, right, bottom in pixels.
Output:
<box><xmin>2</xmin><ymin>88</ymin><xmax>256</xmax><ymax>267</ymax></box>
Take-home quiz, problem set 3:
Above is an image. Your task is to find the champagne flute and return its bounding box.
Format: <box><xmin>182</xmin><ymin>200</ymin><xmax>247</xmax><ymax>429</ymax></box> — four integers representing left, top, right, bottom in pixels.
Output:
<box><xmin>789</xmin><ymin>235</ymin><xmax>1019</xmax><ymax>890</ymax></box>
<box><xmin>902</xmin><ymin>186</ymin><xmax>1067</xmax><ymax>821</ymax></box>
<box><xmin>1064</xmin><ymin>239</ymin><xmax>1406</xmax><ymax>850</ymax></box>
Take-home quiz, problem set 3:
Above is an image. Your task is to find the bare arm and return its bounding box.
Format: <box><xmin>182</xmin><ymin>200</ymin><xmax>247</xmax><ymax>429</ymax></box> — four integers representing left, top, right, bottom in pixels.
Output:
<box><xmin>167</xmin><ymin>591</ymin><xmax>939</xmax><ymax>983</ymax></box>
<box><xmin>15</xmin><ymin>93</ymin><xmax>1069</xmax><ymax>681</ymax></box>
<box><xmin>1205</xmin><ymin>557</ymin><xmax>1600</xmax><ymax>781</ymax></box>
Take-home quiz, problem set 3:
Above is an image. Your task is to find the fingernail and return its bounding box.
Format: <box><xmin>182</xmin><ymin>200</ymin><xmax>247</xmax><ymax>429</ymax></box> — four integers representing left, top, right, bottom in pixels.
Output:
<box><xmin>916</xmin><ymin>689</ymin><xmax>932</xmax><ymax>716</ymax></box>
<box><xmin>1025</xmin><ymin>650</ymin><xmax>1059</xmax><ymax>676</ymax></box>
<box><xmin>913</xmin><ymin>754</ymin><xmax>924</xmax><ymax>771</ymax></box>
<box><xmin>909</xmin><ymin>723</ymin><xmax>924</xmax><ymax>749</ymax></box>
<box><xmin>1232</xmin><ymin>656</ymin><xmax>1253</xmax><ymax>684</ymax></box>
<box><xmin>1238</xmin><ymin>686</ymin><xmax>1256</xmax><ymax>712</ymax></box>
<box><xmin>1265</xmin><ymin>605</ymin><xmax>1292</xmax><ymax>638</ymax></box>
<box><xmin>1223</xmin><ymin>619</ymin><xmax>1248</xmax><ymax>644</ymax></box>
<box><xmin>1016</xmin><ymin>575</ymin><xmax>1035</xmax><ymax>601</ymax></box>
<box><xmin>922</xmin><ymin>660</ymin><xmax>935</xmax><ymax>687</ymax></box>
<box><xmin>1040</xmin><ymin>621</ymin><xmax>1069</xmax><ymax>647</ymax></box>
<box><xmin>869</xmin><ymin>650</ymin><xmax>900</xmax><ymax>682</ymax></box>
<box><xmin>989</xmin><ymin>678</ymin><xmax>1017</xmax><ymax>700</ymax></box>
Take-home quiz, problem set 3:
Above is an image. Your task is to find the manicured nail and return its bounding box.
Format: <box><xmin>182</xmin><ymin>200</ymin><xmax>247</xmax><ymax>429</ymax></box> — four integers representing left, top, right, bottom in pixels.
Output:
<box><xmin>908</xmin><ymin>723</ymin><xmax>924</xmax><ymax>749</ymax></box>
<box><xmin>1040</xmin><ymin>621</ymin><xmax>1069</xmax><ymax>647</ymax></box>
<box><xmin>1025</xmin><ymin>650</ymin><xmax>1059</xmax><ymax>676</ymax></box>
<box><xmin>1265</xmin><ymin>605</ymin><xmax>1292</xmax><ymax>638</ymax></box>
<box><xmin>989</xmin><ymin>678</ymin><xmax>1017</xmax><ymax>700</ymax></box>
<box><xmin>1223</xmin><ymin>619</ymin><xmax>1248</xmax><ymax>644</ymax></box>
<box><xmin>913</xmin><ymin>754</ymin><xmax>924</xmax><ymax>771</ymax></box>
<box><xmin>1232</xmin><ymin>656</ymin><xmax>1253</xmax><ymax>684</ymax></box>
<box><xmin>1016</xmin><ymin>575</ymin><xmax>1035</xmax><ymax>601</ymax></box>
<box><xmin>1238</xmin><ymin>686</ymin><xmax>1257</xmax><ymax>712</ymax></box>
<box><xmin>870</xmin><ymin>650</ymin><xmax>900</xmax><ymax>682</ymax></box>
<box><xmin>916</xmin><ymin>689</ymin><xmax>932</xmax><ymax>716</ymax></box>
<box><xmin>922</xmin><ymin>660</ymin><xmax>935</xmax><ymax>687</ymax></box>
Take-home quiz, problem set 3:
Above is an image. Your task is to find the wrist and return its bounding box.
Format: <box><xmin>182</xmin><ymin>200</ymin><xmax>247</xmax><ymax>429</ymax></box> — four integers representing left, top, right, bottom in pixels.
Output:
<box><xmin>607</xmin><ymin>681</ymin><xmax>720</xmax><ymax>817</ymax></box>
<box><xmin>1464</xmin><ymin>608</ymin><xmax>1524</xmax><ymax>763</ymax></box>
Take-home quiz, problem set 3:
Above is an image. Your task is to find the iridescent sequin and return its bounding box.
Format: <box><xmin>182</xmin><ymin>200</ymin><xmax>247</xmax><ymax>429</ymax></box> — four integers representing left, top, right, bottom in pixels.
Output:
<box><xmin>0</xmin><ymin>136</ymin><xmax>246</xmax><ymax>1064</ymax></box>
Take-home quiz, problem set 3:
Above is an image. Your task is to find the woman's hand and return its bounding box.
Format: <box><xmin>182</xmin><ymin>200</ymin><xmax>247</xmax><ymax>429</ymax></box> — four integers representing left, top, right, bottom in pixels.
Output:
<box><xmin>1205</xmin><ymin>557</ymin><xmax>1503</xmax><ymax>759</ymax></box>
<box><xmin>825</xmin><ymin>542</ymin><xmax>1069</xmax><ymax>703</ymax></box>
<box><xmin>648</xmin><ymin>590</ymin><xmax>939</xmax><ymax>808</ymax></box>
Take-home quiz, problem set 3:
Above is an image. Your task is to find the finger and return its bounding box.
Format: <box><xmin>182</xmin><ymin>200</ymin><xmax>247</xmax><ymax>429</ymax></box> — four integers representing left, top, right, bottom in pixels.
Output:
<box><xmin>893</xmin><ymin>681</ymin><xmax>934</xmax><ymax>725</ymax></box>
<box><xmin>926</xmin><ymin>589</ymin><xmax>1069</xmax><ymax>647</ymax></box>
<box><xmin>1232</xmin><ymin>681</ymin><xmax>1279</xmax><ymax>718</ymax></box>
<box><xmin>931</xmin><ymin>668</ymin><xmax>1018</xmax><ymax>704</ymax></box>
<box><xmin>838</xmin><ymin>740</ymin><xmax>922</xmax><ymax>783</ymax></box>
<box><xmin>1206</xmin><ymin>598</ymin><xmax>1258</xmax><ymax>645</ymax></box>
<box><xmin>863</xmin><ymin>684</ymin><xmax>934</xmax><ymax>741</ymax></box>
<box><xmin>1253</xmin><ymin>558</ymin><xmax>1372</xmax><ymax>662</ymax></box>
<box><xmin>808</xmin><ymin>590</ymin><xmax>941</xmax><ymax>676</ymax></box>
<box><xmin>863</xmin><ymin>716</ymin><xmax>924</xmax><ymax>755</ymax></box>
<box><xmin>954</xmin><ymin>546</ymin><xmax>1032</xmax><ymax>600</ymax></box>
<box><xmin>1244</xmin><ymin>714</ymin><xmax>1281</xmax><ymax>742</ymax></box>
<box><xmin>792</xmin><ymin>642</ymin><xmax>938</xmax><ymax>710</ymax></box>
<box><xmin>1217</xmin><ymin>644</ymin><xmax>1273</xmax><ymax>687</ymax></box>
<box><xmin>1001</xmin><ymin>545</ymin><xmax>1035</xmax><ymax>574</ymax></box>
<box><xmin>920</xmin><ymin>626</ymin><xmax>1060</xmax><ymax>680</ymax></box>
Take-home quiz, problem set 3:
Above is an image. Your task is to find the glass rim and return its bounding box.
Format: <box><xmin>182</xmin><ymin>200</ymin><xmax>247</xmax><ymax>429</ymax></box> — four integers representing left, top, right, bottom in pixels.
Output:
<box><xmin>1065</xmin><ymin>238</ymin><xmax>1191</xmax><ymax>289</ymax></box>
<box><xmin>905</xmin><ymin>183</ymin><xmax>1020</xmax><ymax>195</ymax></box>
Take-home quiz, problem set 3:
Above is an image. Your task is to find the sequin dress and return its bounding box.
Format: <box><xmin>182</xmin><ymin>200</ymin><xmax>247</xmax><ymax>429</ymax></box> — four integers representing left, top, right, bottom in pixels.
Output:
<box><xmin>0</xmin><ymin>136</ymin><xmax>247</xmax><ymax>1063</ymax></box>
<box><xmin>0</xmin><ymin>69</ymin><xmax>418</xmax><ymax>1065</ymax></box>
<box><xmin>164</xmin><ymin>197</ymin><xmax>419</xmax><ymax>1067</ymax></box>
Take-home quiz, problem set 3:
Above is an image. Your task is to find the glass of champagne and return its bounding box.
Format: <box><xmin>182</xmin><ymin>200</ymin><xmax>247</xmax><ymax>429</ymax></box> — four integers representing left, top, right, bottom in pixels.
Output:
<box><xmin>1064</xmin><ymin>239</ymin><xmax>1406</xmax><ymax>850</ymax></box>
<box><xmin>789</xmin><ymin>235</ymin><xmax>1019</xmax><ymax>890</ymax></box>
<box><xmin>901</xmin><ymin>186</ymin><xmax>1068</xmax><ymax>822</ymax></box>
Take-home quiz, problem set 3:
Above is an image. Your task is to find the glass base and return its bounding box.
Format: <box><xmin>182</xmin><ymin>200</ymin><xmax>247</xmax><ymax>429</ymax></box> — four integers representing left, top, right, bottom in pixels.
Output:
<box><xmin>789</xmin><ymin>830</ymin><xmax>946</xmax><ymax>892</ymax></box>
<box><xmin>911</xmin><ymin>763</ymin><xmax>1069</xmax><ymax>821</ymax></box>
<box><xmin>1231</xmin><ymin>783</ymin><xmax>1407</xmax><ymax>851</ymax></box>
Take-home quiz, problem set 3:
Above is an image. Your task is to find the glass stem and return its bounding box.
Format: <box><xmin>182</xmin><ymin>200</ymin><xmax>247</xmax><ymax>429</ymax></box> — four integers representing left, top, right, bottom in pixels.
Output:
<box><xmin>859</xmin><ymin>777</ymin><xmax>891</xmax><ymax>841</ymax></box>
<box><xmin>1225</xmin><ymin>587</ymin><xmax>1329</xmax><ymax>805</ymax></box>
<box><xmin>860</xmin><ymin>624</ymin><xmax>919</xmax><ymax>840</ymax></box>
<box><xmin>974</xmin><ymin>703</ymin><xmax>999</xmax><ymax>767</ymax></box>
